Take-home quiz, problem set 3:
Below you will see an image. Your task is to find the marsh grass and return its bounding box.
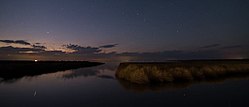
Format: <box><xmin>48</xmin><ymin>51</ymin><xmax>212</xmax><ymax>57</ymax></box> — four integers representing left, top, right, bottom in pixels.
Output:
<box><xmin>116</xmin><ymin>60</ymin><xmax>249</xmax><ymax>84</ymax></box>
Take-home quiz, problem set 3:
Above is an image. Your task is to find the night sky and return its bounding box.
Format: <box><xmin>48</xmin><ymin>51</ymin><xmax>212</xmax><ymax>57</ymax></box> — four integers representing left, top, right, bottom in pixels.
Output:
<box><xmin>0</xmin><ymin>0</ymin><xmax>249</xmax><ymax>61</ymax></box>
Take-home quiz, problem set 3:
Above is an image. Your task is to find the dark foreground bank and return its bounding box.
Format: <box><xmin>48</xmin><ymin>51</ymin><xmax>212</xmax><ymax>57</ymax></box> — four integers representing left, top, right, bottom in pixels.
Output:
<box><xmin>116</xmin><ymin>59</ymin><xmax>249</xmax><ymax>84</ymax></box>
<box><xmin>0</xmin><ymin>60</ymin><xmax>103</xmax><ymax>81</ymax></box>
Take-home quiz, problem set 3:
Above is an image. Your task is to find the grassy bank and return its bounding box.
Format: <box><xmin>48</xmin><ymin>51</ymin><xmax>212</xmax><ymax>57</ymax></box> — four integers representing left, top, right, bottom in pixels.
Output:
<box><xmin>116</xmin><ymin>60</ymin><xmax>249</xmax><ymax>84</ymax></box>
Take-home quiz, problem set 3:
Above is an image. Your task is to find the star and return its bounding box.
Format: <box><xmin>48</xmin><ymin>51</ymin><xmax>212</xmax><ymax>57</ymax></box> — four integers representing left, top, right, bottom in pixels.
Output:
<box><xmin>143</xmin><ymin>18</ymin><xmax>147</xmax><ymax>22</ymax></box>
<box><xmin>121</xmin><ymin>12</ymin><xmax>125</xmax><ymax>15</ymax></box>
<box><xmin>34</xmin><ymin>90</ymin><xmax>37</xmax><ymax>96</ymax></box>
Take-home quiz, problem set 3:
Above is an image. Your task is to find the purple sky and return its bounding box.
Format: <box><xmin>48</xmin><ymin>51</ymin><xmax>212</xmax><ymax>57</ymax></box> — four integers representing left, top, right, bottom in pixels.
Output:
<box><xmin>0</xmin><ymin>0</ymin><xmax>249</xmax><ymax>61</ymax></box>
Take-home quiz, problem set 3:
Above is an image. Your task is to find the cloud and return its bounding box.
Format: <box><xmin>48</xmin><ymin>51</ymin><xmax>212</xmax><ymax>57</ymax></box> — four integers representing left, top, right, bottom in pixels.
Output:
<box><xmin>99</xmin><ymin>44</ymin><xmax>118</xmax><ymax>48</ymax></box>
<box><xmin>200</xmin><ymin>44</ymin><xmax>220</xmax><ymax>49</ymax></box>
<box><xmin>32</xmin><ymin>45</ymin><xmax>47</xmax><ymax>50</ymax></box>
<box><xmin>0</xmin><ymin>40</ymin><xmax>31</xmax><ymax>45</ymax></box>
<box><xmin>65</xmin><ymin>44</ymin><xmax>101</xmax><ymax>54</ymax></box>
<box><xmin>0</xmin><ymin>41</ymin><xmax>247</xmax><ymax>61</ymax></box>
<box><xmin>118</xmin><ymin>50</ymin><xmax>224</xmax><ymax>61</ymax></box>
<box><xmin>35</xmin><ymin>43</ymin><xmax>42</xmax><ymax>45</ymax></box>
<box><xmin>0</xmin><ymin>46</ymin><xmax>45</xmax><ymax>54</ymax></box>
<box><xmin>0</xmin><ymin>45</ymin><xmax>227</xmax><ymax>61</ymax></box>
<box><xmin>221</xmin><ymin>45</ymin><xmax>243</xmax><ymax>49</ymax></box>
<box><xmin>41</xmin><ymin>50</ymin><xmax>65</xmax><ymax>55</ymax></box>
<box><xmin>0</xmin><ymin>40</ymin><xmax>47</xmax><ymax>53</ymax></box>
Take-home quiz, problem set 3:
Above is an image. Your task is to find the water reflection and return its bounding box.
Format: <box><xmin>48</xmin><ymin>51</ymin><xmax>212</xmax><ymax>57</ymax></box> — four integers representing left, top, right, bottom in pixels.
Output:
<box><xmin>97</xmin><ymin>75</ymin><xmax>115</xmax><ymax>79</ymax></box>
<box><xmin>1</xmin><ymin>63</ymin><xmax>249</xmax><ymax>107</ymax></box>
<box><xmin>117</xmin><ymin>76</ymin><xmax>249</xmax><ymax>92</ymax></box>
<box><xmin>1</xmin><ymin>62</ymin><xmax>249</xmax><ymax>93</ymax></box>
<box><xmin>0</xmin><ymin>63</ymin><xmax>117</xmax><ymax>84</ymax></box>
<box><xmin>118</xmin><ymin>79</ymin><xmax>191</xmax><ymax>92</ymax></box>
<box><xmin>0</xmin><ymin>67</ymin><xmax>99</xmax><ymax>83</ymax></box>
<box><xmin>61</xmin><ymin>63</ymin><xmax>117</xmax><ymax>80</ymax></box>
<box><xmin>62</xmin><ymin>69</ymin><xmax>100</xmax><ymax>79</ymax></box>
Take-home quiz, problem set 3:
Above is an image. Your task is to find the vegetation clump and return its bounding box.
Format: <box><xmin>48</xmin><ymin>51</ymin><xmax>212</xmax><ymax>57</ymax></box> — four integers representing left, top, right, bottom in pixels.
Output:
<box><xmin>116</xmin><ymin>60</ymin><xmax>249</xmax><ymax>84</ymax></box>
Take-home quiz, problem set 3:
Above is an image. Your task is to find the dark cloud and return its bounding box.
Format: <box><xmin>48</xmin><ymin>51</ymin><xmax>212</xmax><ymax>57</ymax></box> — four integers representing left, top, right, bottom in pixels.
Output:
<box><xmin>0</xmin><ymin>46</ymin><xmax>226</xmax><ymax>61</ymax></box>
<box><xmin>221</xmin><ymin>45</ymin><xmax>243</xmax><ymax>49</ymax></box>
<box><xmin>65</xmin><ymin>44</ymin><xmax>101</xmax><ymax>54</ymax></box>
<box><xmin>35</xmin><ymin>43</ymin><xmax>42</xmax><ymax>45</ymax></box>
<box><xmin>0</xmin><ymin>39</ymin><xmax>47</xmax><ymax>50</ymax></box>
<box><xmin>0</xmin><ymin>40</ymin><xmax>50</xmax><ymax>59</ymax></box>
<box><xmin>0</xmin><ymin>40</ymin><xmax>31</xmax><ymax>45</ymax></box>
<box><xmin>0</xmin><ymin>41</ymin><xmax>247</xmax><ymax>61</ymax></box>
<box><xmin>39</xmin><ymin>50</ymin><xmax>65</xmax><ymax>55</ymax></box>
<box><xmin>0</xmin><ymin>46</ymin><xmax>44</xmax><ymax>54</ymax></box>
<box><xmin>99</xmin><ymin>44</ymin><xmax>118</xmax><ymax>48</ymax></box>
<box><xmin>32</xmin><ymin>45</ymin><xmax>47</xmax><ymax>50</ymax></box>
<box><xmin>119</xmin><ymin>50</ymin><xmax>223</xmax><ymax>61</ymax></box>
<box><xmin>200</xmin><ymin>44</ymin><xmax>220</xmax><ymax>49</ymax></box>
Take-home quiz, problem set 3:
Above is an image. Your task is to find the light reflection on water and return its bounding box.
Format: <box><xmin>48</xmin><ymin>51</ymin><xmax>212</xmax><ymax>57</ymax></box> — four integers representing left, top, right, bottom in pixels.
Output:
<box><xmin>0</xmin><ymin>63</ymin><xmax>249</xmax><ymax>107</ymax></box>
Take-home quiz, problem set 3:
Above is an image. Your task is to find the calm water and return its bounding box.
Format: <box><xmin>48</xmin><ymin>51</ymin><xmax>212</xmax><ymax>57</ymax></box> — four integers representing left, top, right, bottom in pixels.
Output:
<box><xmin>1</xmin><ymin>63</ymin><xmax>249</xmax><ymax>107</ymax></box>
